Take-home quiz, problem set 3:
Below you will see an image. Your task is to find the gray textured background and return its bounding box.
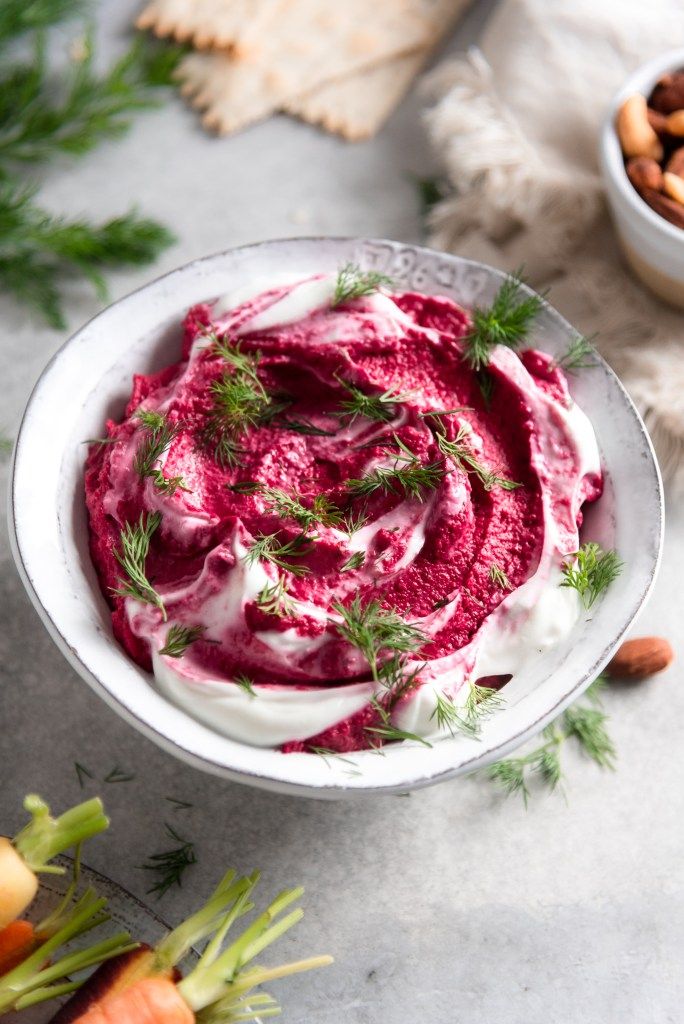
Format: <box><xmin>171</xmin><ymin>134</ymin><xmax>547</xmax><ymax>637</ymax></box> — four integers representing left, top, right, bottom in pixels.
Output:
<box><xmin>1</xmin><ymin>2</ymin><xmax>683</xmax><ymax>1022</ymax></box>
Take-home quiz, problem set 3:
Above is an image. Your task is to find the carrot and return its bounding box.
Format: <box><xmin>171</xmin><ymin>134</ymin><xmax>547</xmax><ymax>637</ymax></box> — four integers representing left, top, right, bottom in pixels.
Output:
<box><xmin>71</xmin><ymin>977</ymin><xmax>193</xmax><ymax>1024</ymax></box>
<box><xmin>0</xmin><ymin>921</ymin><xmax>38</xmax><ymax>976</ymax></box>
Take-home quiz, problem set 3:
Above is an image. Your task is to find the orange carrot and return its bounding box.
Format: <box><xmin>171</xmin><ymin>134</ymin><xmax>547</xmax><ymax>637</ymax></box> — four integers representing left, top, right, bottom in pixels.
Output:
<box><xmin>72</xmin><ymin>976</ymin><xmax>194</xmax><ymax>1024</ymax></box>
<box><xmin>0</xmin><ymin>920</ymin><xmax>38</xmax><ymax>976</ymax></box>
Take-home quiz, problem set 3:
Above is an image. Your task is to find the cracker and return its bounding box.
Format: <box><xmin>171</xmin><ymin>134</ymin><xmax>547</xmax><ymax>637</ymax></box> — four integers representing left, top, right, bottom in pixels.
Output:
<box><xmin>175</xmin><ymin>0</ymin><xmax>439</xmax><ymax>135</ymax></box>
<box><xmin>286</xmin><ymin>0</ymin><xmax>471</xmax><ymax>140</ymax></box>
<box><xmin>136</xmin><ymin>0</ymin><xmax>284</xmax><ymax>52</ymax></box>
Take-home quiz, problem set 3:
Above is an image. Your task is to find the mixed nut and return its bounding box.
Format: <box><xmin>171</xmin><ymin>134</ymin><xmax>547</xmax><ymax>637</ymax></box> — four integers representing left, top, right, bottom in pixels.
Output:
<box><xmin>616</xmin><ymin>70</ymin><xmax>684</xmax><ymax>229</ymax></box>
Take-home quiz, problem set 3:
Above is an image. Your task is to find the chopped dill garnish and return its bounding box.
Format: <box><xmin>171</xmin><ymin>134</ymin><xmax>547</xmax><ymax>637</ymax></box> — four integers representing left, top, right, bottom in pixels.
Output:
<box><xmin>486</xmin><ymin>677</ymin><xmax>615</xmax><ymax>804</ymax></box>
<box><xmin>310</xmin><ymin>746</ymin><xmax>359</xmax><ymax>768</ymax></box>
<box><xmin>141</xmin><ymin>824</ymin><xmax>197</xmax><ymax>899</ymax></box>
<box><xmin>165</xmin><ymin>796</ymin><xmax>193</xmax><ymax>811</ymax></box>
<box><xmin>74</xmin><ymin>762</ymin><xmax>92</xmax><ymax>789</ymax></box>
<box><xmin>554</xmin><ymin>334</ymin><xmax>598</xmax><ymax>372</ymax></box>
<box><xmin>212</xmin><ymin>337</ymin><xmax>261</xmax><ymax>381</ymax></box>
<box><xmin>332</xmin><ymin>262</ymin><xmax>393</xmax><ymax>307</ymax></box>
<box><xmin>203</xmin><ymin>342</ymin><xmax>278</xmax><ymax>467</ymax></box>
<box><xmin>434</xmin><ymin>424</ymin><xmax>520</xmax><ymax>492</ymax></box>
<box><xmin>134</xmin><ymin>410</ymin><xmax>187</xmax><ymax>495</ymax></box>
<box><xmin>261</xmin><ymin>488</ymin><xmax>345</xmax><ymax>532</ymax></box>
<box><xmin>345</xmin><ymin>435</ymin><xmax>443</xmax><ymax>501</ymax></box>
<box><xmin>420</xmin><ymin>407</ymin><xmax>472</xmax><ymax>419</ymax></box>
<box><xmin>332</xmin><ymin>595</ymin><xmax>426</xmax><ymax>682</ymax></box>
<box><xmin>463</xmin><ymin>271</ymin><xmax>545</xmax><ymax>370</ymax></box>
<box><xmin>112</xmin><ymin>511</ymin><xmax>166</xmax><ymax>618</ymax></box>
<box><xmin>431</xmin><ymin>683</ymin><xmax>505</xmax><ymax>738</ymax></box>
<box><xmin>477</xmin><ymin>370</ymin><xmax>495</xmax><ymax>407</ymax></box>
<box><xmin>104</xmin><ymin>766</ymin><xmax>135</xmax><ymax>784</ymax></box>
<box><xmin>365</xmin><ymin>696</ymin><xmax>432</xmax><ymax>748</ymax></box>
<box><xmin>256</xmin><ymin>576</ymin><xmax>296</xmax><ymax>618</ymax></box>
<box><xmin>334</xmin><ymin>376</ymin><xmax>414</xmax><ymax>423</ymax></box>
<box><xmin>159</xmin><ymin>623</ymin><xmax>204</xmax><ymax>658</ymax></box>
<box><xmin>560</xmin><ymin>542</ymin><xmax>623</xmax><ymax>609</ymax></box>
<box><xmin>340</xmin><ymin>551</ymin><xmax>365</xmax><ymax>573</ymax></box>
<box><xmin>234</xmin><ymin>673</ymin><xmax>258</xmax><ymax>697</ymax></box>
<box><xmin>489</xmin><ymin>564</ymin><xmax>513</xmax><ymax>590</ymax></box>
<box><xmin>243</xmin><ymin>533</ymin><xmax>310</xmax><ymax>576</ymax></box>
<box><xmin>271</xmin><ymin>418</ymin><xmax>337</xmax><ymax>437</ymax></box>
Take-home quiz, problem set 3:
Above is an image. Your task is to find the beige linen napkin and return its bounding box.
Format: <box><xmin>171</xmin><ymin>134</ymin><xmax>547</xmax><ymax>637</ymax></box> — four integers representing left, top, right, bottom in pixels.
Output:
<box><xmin>423</xmin><ymin>0</ymin><xmax>684</xmax><ymax>487</ymax></box>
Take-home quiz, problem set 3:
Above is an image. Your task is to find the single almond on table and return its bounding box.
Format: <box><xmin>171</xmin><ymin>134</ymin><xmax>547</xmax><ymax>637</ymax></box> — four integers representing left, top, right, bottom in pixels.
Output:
<box><xmin>626</xmin><ymin>156</ymin><xmax>663</xmax><ymax>193</ymax></box>
<box><xmin>616</xmin><ymin>94</ymin><xmax>664</xmax><ymax>160</ymax></box>
<box><xmin>605</xmin><ymin>637</ymin><xmax>674</xmax><ymax>679</ymax></box>
<box><xmin>663</xmin><ymin>171</ymin><xmax>684</xmax><ymax>205</ymax></box>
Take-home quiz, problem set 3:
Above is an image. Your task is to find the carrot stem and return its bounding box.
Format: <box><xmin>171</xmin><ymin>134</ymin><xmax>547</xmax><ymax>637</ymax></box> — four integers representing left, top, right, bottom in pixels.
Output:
<box><xmin>13</xmin><ymin>797</ymin><xmax>108</xmax><ymax>875</ymax></box>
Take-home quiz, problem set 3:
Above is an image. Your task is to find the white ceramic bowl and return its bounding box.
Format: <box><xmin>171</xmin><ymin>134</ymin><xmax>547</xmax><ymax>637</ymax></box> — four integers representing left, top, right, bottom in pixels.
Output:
<box><xmin>600</xmin><ymin>48</ymin><xmax>684</xmax><ymax>307</ymax></box>
<box><xmin>10</xmin><ymin>239</ymin><xmax>663</xmax><ymax>798</ymax></box>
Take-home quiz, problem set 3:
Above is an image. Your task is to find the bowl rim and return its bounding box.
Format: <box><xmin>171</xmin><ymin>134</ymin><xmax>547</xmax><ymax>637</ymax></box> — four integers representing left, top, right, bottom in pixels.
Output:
<box><xmin>599</xmin><ymin>46</ymin><xmax>684</xmax><ymax>244</ymax></box>
<box><xmin>9</xmin><ymin>237</ymin><xmax>665</xmax><ymax>796</ymax></box>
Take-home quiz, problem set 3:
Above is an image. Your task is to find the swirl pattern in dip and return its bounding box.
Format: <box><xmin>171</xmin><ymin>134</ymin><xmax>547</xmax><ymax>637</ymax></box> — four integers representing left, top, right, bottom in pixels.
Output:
<box><xmin>85</xmin><ymin>272</ymin><xmax>602</xmax><ymax>752</ymax></box>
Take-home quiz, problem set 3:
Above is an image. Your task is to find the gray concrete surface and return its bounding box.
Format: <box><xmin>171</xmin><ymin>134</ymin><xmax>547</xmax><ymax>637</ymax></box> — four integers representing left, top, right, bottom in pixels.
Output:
<box><xmin>1</xmin><ymin>2</ymin><xmax>683</xmax><ymax>1022</ymax></box>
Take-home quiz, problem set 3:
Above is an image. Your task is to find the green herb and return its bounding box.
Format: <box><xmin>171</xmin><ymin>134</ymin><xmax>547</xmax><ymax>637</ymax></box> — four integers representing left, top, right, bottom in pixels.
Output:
<box><xmin>334</xmin><ymin>376</ymin><xmax>414</xmax><ymax>423</ymax></box>
<box><xmin>554</xmin><ymin>334</ymin><xmax>598</xmax><ymax>372</ymax></box>
<box><xmin>420</xmin><ymin>407</ymin><xmax>472</xmax><ymax>419</ymax></box>
<box><xmin>365</xmin><ymin>697</ymin><xmax>432</xmax><ymax>748</ymax></box>
<box><xmin>463</xmin><ymin>271</ymin><xmax>545</xmax><ymax>370</ymax></box>
<box><xmin>410</xmin><ymin>174</ymin><xmax>447</xmax><ymax>215</ymax></box>
<box><xmin>260</xmin><ymin>487</ymin><xmax>344</xmax><ymax>532</ymax></box>
<box><xmin>159</xmin><ymin>623</ymin><xmax>205</xmax><ymax>658</ymax></box>
<box><xmin>211</xmin><ymin>337</ymin><xmax>260</xmax><ymax>377</ymax></box>
<box><xmin>560</xmin><ymin>542</ymin><xmax>623</xmax><ymax>609</ymax></box>
<box><xmin>489</xmin><ymin>564</ymin><xmax>512</xmax><ymax>590</ymax></box>
<box><xmin>431</xmin><ymin>682</ymin><xmax>505</xmax><ymax>738</ymax></box>
<box><xmin>0</xmin><ymin>0</ymin><xmax>84</xmax><ymax>48</ymax></box>
<box><xmin>0</xmin><ymin>183</ymin><xmax>174</xmax><ymax>329</ymax></box>
<box><xmin>112</xmin><ymin>511</ymin><xmax>166</xmax><ymax>618</ymax></box>
<box><xmin>340</xmin><ymin>551</ymin><xmax>365</xmax><ymax>572</ymax></box>
<box><xmin>332</xmin><ymin>262</ymin><xmax>393</xmax><ymax>307</ymax></box>
<box><xmin>234</xmin><ymin>673</ymin><xmax>258</xmax><ymax>697</ymax></box>
<box><xmin>13</xmin><ymin>795</ymin><xmax>108</xmax><ymax>874</ymax></box>
<box><xmin>204</xmin><ymin>348</ymin><xmax>276</xmax><ymax>467</ymax></box>
<box><xmin>341</xmin><ymin>507</ymin><xmax>368</xmax><ymax>537</ymax></box>
<box><xmin>104</xmin><ymin>766</ymin><xmax>135</xmax><ymax>784</ymax></box>
<box><xmin>165</xmin><ymin>796</ymin><xmax>193</xmax><ymax>811</ymax></box>
<box><xmin>244</xmin><ymin>532</ymin><xmax>310</xmax><ymax>575</ymax></box>
<box><xmin>134</xmin><ymin>410</ymin><xmax>187</xmax><ymax>495</ymax></box>
<box><xmin>477</xmin><ymin>370</ymin><xmax>495</xmax><ymax>407</ymax></box>
<box><xmin>74</xmin><ymin>762</ymin><xmax>92</xmax><ymax>789</ymax></box>
<box><xmin>310</xmin><ymin>747</ymin><xmax>359</xmax><ymax>768</ymax></box>
<box><xmin>345</xmin><ymin>435</ymin><xmax>443</xmax><ymax>501</ymax></box>
<box><xmin>0</xmin><ymin>434</ymin><xmax>13</xmax><ymax>454</ymax></box>
<box><xmin>141</xmin><ymin>824</ymin><xmax>197</xmax><ymax>899</ymax></box>
<box><xmin>332</xmin><ymin>596</ymin><xmax>426</xmax><ymax>682</ymax></box>
<box><xmin>271</xmin><ymin>417</ymin><xmax>337</xmax><ymax>437</ymax></box>
<box><xmin>256</xmin><ymin>577</ymin><xmax>295</xmax><ymax>618</ymax></box>
<box><xmin>435</xmin><ymin>424</ymin><xmax>520</xmax><ymax>491</ymax></box>
<box><xmin>486</xmin><ymin>678</ymin><xmax>615</xmax><ymax>804</ymax></box>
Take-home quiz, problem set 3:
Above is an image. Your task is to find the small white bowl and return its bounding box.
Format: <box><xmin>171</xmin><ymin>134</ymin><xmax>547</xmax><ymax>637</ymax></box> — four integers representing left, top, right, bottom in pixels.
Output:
<box><xmin>600</xmin><ymin>48</ymin><xmax>684</xmax><ymax>307</ymax></box>
<box><xmin>9</xmin><ymin>239</ymin><xmax>664</xmax><ymax>798</ymax></box>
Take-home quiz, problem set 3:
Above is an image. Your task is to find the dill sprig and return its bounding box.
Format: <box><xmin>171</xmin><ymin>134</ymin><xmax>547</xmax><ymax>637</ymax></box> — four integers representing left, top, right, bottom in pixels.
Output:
<box><xmin>234</xmin><ymin>673</ymin><xmax>257</xmax><ymax>697</ymax></box>
<box><xmin>212</xmin><ymin>336</ymin><xmax>261</xmax><ymax>380</ymax></box>
<box><xmin>345</xmin><ymin>435</ymin><xmax>443</xmax><ymax>502</ymax></box>
<box><xmin>332</xmin><ymin>595</ymin><xmax>426</xmax><ymax>682</ymax></box>
<box><xmin>332</xmin><ymin>262</ymin><xmax>393</xmax><ymax>307</ymax></box>
<box><xmin>434</xmin><ymin>424</ymin><xmax>520</xmax><ymax>492</ymax></box>
<box><xmin>260</xmin><ymin>487</ymin><xmax>344</xmax><ymax>532</ymax></box>
<box><xmin>243</xmin><ymin>533</ymin><xmax>310</xmax><ymax>576</ymax></box>
<box><xmin>165</xmin><ymin>796</ymin><xmax>193</xmax><ymax>811</ymax></box>
<box><xmin>366</xmin><ymin>696</ymin><xmax>432</xmax><ymax>748</ymax></box>
<box><xmin>554</xmin><ymin>334</ymin><xmax>599</xmax><ymax>372</ymax></box>
<box><xmin>159</xmin><ymin>623</ymin><xmax>205</xmax><ymax>658</ymax></box>
<box><xmin>203</xmin><ymin>347</ymin><xmax>278</xmax><ymax>467</ymax></box>
<box><xmin>256</xmin><ymin>576</ymin><xmax>296</xmax><ymax>618</ymax></box>
<box><xmin>463</xmin><ymin>271</ymin><xmax>545</xmax><ymax>370</ymax></box>
<box><xmin>431</xmin><ymin>683</ymin><xmax>505</xmax><ymax>738</ymax></box>
<box><xmin>112</xmin><ymin>511</ymin><xmax>166</xmax><ymax>619</ymax></box>
<box><xmin>271</xmin><ymin>417</ymin><xmax>337</xmax><ymax>437</ymax></box>
<box><xmin>334</xmin><ymin>376</ymin><xmax>414</xmax><ymax>424</ymax></box>
<box><xmin>489</xmin><ymin>564</ymin><xmax>513</xmax><ymax>590</ymax></box>
<box><xmin>104</xmin><ymin>766</ymin><xmax>135</xmax><ymax>784</ymax></box>
<box><xmin>141</xmin><ymin>824</ymin><xmax>197</xmax><ymax>899</ymax></box>
<box><xmin>560</xmin><ymin>542</ymin><xmax>623</xmax><ymax>609</ymax></box>
<box><xmin>74</xmin><ymin>761</ymin><xmax>92</xmax><ymax>788</ymax></box>
<box><xmin>134</xmin><ymin>410</ymin><xmax>187</xmax><ymax>495</ymax></box>
<box><xmin>486</xmin><ymin>678</ymin><xmax>615</xmax><ymax>804</ymax></box>
<box><xmin>340</xmin><ymin>551</ymin><xmax>365</xmax><ymax>573</ymax></box>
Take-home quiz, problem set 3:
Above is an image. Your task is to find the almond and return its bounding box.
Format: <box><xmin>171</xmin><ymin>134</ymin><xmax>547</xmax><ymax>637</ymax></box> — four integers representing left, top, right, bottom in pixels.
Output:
<box><xmin>641</xmin><ymin>187</ymin><xmax>684</xmax><ymax>228</ymax></box>
<box><xmin>665</xmin><ymin>109</ymin><xmax>684</xmax><ymax>135</ymax></box>
<box><xmin>605</xmin><ymin>636</ymin><xmax>674</xmax><ymax>679</ymax></box>
<box><xmin>626</xmin><ymin>156</ymin><xmax>663</xmax><ymax>193</ymax></box>
<box><xmin>650</xmin><ymin>71</ymin><xmax>684</xmax><ymax>114</ymax></box>
<box><xmin>663</xmin><ymin>171</ymin><xmax>684</xmax><ymax>205</ymax></box>
<box><xmin>647</xmin><ymin>107</ymin><xmax>670</xmax><ymax>135</ymax></box>
<box><xmin>665</xmin><ymin>145</ymin><xmax>684</xmax><ymax>177</ymax></box>
<box><xmin>616</xmin><ymin>95</ymin><xmax>664</xmax><ymax>160</ymax></box>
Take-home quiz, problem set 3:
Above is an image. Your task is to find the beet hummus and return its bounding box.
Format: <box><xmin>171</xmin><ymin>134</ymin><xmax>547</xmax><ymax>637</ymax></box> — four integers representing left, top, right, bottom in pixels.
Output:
<box><xmin>85</xmin><ymin>269</ymin><xmax>603</xmax><ymax>753</ymax></box>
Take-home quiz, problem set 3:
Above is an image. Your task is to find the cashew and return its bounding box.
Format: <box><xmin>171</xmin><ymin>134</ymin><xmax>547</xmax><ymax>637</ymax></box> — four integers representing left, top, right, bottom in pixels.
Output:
<box><xmin>665</xmin><ymin>109</ymin><xmax>684</xmax><ymax>136</ymax></box>
<box><xmin>663</xmin><ymin>171</ymin><xmax>684</xmax><ymax>206</ymax></box>
<box><xmin>616</xmin><ymin>94</ymin><xmax>663</xmax><ymax>159</ymax></box>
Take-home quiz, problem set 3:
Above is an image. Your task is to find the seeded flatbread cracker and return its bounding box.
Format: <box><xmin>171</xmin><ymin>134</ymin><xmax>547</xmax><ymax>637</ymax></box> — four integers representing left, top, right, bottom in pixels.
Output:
<box><xmin>136</xmin><ymin>0</ymin><xmax>284</xmax><ymax>52</ymax></box>
<box><xmin>176</xmin><ymin>0</ymin><xmax>439</xmax><ymax>134</ymax></box>
<box><xmin>286</xmin><ymin>0</ymin><xmax>471</xmax><ymax>140</ymax></box>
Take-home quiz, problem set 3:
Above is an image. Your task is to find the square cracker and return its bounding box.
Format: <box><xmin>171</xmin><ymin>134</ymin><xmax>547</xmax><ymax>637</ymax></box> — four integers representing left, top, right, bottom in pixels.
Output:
<box><xmin>176</xmin><ymin>0</ymin><xmax>441</xmax><ymax>134</ymax></box>
<box><xmin>136</xmin><ymin>0</ymin><xmax>285</xmax><ymax>52</ymax></box>
<box><xmin>286</xmin><ymin>0</ymin><xmax>471</xmax><ymax>140</ymax></box>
